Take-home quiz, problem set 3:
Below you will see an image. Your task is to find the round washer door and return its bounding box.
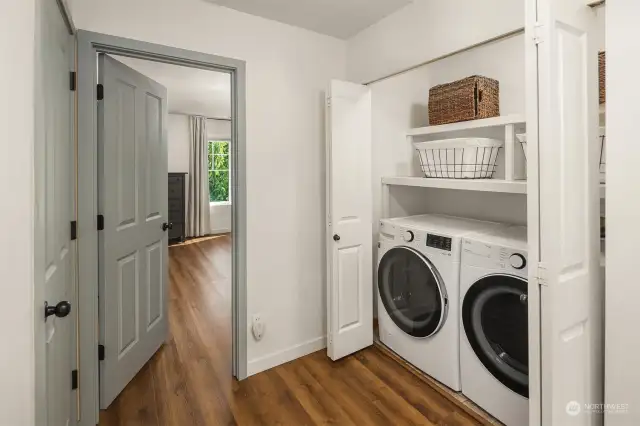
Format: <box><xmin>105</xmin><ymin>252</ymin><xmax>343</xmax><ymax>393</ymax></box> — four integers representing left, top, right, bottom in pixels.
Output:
<box><xmin>462</xmin><ymin>274</ymin><xmax>529</xmax><ymax>398</ymax></box>
<box><xmin>377</xmin><ymin>246</ymin><xmax>448</xmax><ymax>338</ymax></box>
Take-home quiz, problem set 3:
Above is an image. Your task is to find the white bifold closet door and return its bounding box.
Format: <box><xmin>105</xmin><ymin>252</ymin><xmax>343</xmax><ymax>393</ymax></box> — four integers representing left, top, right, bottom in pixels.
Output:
<box><xmin>325</xmin><ymin>80</ymin><xmax>373</xmax><ymax>361</ymax></box>
<box><xmin>525</xmin><ymin>0</ymin><xmax>602</xmax><ymax>424</ymax></box>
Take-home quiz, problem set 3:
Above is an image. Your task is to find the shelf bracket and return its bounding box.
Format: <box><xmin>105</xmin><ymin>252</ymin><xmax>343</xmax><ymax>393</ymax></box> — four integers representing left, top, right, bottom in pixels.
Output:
<box><xmin>505</xmin><ymin>124</ymin><xmax>515</xmax><ymax>182</ymax></box>
<box><xmin>587</xmin><ymin>0</ymin><xmax>605</xmax><ymax>9</ymax></box>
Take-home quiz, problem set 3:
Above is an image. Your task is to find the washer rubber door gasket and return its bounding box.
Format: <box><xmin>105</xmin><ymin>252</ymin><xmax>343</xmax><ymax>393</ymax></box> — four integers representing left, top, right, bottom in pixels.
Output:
<box><xmin>378</xmin><ymin>246</ymin><xmax>448</xmax><ymax>338</ymax></box>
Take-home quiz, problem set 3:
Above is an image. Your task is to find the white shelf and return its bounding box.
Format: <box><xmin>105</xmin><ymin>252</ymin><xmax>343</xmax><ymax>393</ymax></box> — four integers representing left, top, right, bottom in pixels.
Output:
<box><xmin>382</xmin><ymin>177</ymin><xmax>606</xmax><ymax>198</ymax></box>
<box><xmin>407</xmin><ymin>114</ymin><xmax>526</xmax><ymax>137</ymax></box>
<box><xmin>382</xmin><ymin>176</ymin><xmax>527</xmax><ymax>194</ymax></box>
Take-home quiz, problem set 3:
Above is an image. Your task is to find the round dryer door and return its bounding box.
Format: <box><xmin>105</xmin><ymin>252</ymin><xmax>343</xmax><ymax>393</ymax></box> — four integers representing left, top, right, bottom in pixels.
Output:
<box><xmin>378</xmin><ymin>246</ymin><xmax>448</xmax><ymax>338</ymax></box>
<box><xmin>462</xmin><ymin>274</ymin><xmax>529</xmax><ymax>398</ymax></box>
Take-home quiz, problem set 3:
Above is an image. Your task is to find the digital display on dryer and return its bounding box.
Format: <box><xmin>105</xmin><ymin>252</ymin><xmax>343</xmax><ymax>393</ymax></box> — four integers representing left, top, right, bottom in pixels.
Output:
<box><xmin>426</xmin><ymin>234</ymin><xmax>452</xmax><ymax>251</ymax></box>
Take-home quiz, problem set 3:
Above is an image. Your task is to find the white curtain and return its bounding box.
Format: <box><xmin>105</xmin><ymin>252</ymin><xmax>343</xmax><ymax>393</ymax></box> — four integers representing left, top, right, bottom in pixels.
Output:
<box><xmin>187</xmin><ymin>116</ymin><xmax>210</xmax><ymax>237</ymax></box>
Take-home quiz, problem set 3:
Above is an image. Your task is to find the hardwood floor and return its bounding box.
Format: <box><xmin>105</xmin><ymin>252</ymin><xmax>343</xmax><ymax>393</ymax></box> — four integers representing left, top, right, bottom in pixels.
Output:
<box><xmin>100</xmin><ymin>236</ymin><xmax>484</xmax><ymax>426</ymax></box>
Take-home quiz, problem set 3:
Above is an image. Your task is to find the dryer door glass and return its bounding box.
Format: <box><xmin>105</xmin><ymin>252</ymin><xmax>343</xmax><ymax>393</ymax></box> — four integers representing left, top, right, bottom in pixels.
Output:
<box><xmin>462</xmin><ymin>274</ymin><xmax>529</xmax><ymax>398</ymax></box>
<box><xmin>378</xmin><ymin>246</ymin><xmax>447</xmax><ymax>338</ymax></box>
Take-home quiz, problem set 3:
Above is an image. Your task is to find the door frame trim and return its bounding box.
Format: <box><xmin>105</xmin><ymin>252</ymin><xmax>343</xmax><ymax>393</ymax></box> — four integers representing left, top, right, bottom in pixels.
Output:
<box><xmin>76</xmin><ymin>30</ymin><xmax>248</xmax><ymax>425</ymax></box>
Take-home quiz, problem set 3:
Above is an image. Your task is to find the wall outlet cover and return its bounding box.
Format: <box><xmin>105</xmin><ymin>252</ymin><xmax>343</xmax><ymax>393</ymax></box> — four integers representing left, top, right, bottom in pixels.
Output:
<box><xmin>252</xmin><ymin>314</ymin><xmax>264</xmax><ymax>341</ymax></box>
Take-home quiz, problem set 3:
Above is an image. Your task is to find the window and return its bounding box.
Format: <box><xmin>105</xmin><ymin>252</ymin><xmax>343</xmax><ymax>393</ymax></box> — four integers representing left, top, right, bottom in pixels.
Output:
<box><xmin>208</xmin><ymin>140</ymin><xmax>230</xmax><ymax>203</ymax></box>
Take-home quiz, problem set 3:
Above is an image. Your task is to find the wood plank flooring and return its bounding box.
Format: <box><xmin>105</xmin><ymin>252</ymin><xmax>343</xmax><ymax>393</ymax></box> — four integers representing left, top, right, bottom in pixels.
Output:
<box><xmin>100</xmin><ymin>235</ymin><xmax>483</xmax><ymax>426</ymax></box>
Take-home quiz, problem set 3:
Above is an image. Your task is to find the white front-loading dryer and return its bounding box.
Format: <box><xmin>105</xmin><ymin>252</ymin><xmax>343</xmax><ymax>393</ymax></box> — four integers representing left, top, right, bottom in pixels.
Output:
<box><xmin>460</xmin><ymin>225</ymin><xmax>529</xmax><ymax>426</ymax></box>
<box><xmin>377</xmin><ymin>214</ymin><xmax>501</xmax><ymax>391</ymax></box>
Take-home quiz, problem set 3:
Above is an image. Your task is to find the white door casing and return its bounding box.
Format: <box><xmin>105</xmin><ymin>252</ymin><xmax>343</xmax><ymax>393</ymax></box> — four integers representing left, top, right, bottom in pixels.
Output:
<box><xmin>326</xmin><ymin>80</ymin><xmax>373</xmax><ymax>361</ymax></box>
<box><xmin>35</xmin><ymin>0</ymin><xmax>76</xmax><ymax>424</ymax></box>
<box><xmin>526</xmin><ymin>0</ymin><xmax>601</xmax><ymax>425</ymax></box>
<box><xmin>98</xmin><ymin>55</ymin><xmax>169</xmax><ymax>408</ymax></box>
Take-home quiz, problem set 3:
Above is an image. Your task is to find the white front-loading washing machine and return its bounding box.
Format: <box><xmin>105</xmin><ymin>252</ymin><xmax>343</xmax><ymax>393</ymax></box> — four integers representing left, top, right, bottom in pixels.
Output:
<box><xmin>377</xmin><ymin>214</ymin><xmax>501</xmax><ymax>391</ymax></box>
<box><xmin>460</xmin><ymin>225</ymin><xmax>529</xmax><ymax>426</ymax></box>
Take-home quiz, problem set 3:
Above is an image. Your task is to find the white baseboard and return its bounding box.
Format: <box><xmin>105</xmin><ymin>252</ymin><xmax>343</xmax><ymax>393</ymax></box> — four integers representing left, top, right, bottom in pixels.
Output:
<box><xmin>209</xmin><ymin>227</ymin><xmax>231</xmax><ymax>235</ymax></box>
<box><xmin>247</xmin><ymin>336</ymin><xmax>326</xmax><ymax>376</ymax></box>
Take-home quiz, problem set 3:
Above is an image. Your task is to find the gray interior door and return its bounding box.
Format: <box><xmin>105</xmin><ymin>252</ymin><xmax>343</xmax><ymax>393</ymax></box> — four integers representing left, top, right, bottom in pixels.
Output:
<box><xmin>38</xmin><ymin>0</ymin><xmax>76</xmax><ymax>423</ymax></box>
<box><xmin>98</xmin><ymin>54</ymin><xmax>169</xmax><ymax>408</ymax></box>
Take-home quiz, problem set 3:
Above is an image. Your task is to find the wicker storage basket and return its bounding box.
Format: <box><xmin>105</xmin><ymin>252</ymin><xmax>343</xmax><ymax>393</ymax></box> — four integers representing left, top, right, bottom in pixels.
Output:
<box><xmin>428</xmin><ymin>75</ymin><xmax>500</xmax><ymax>126</ymax></box>
<box><xmin>599</xmin><ymin>51</ymin><xmax>606</xmax><ymax>105</ymax></box>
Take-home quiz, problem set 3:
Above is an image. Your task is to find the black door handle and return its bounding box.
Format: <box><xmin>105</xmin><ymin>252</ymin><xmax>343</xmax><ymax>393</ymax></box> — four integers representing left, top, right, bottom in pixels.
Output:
<box><xmin>162</xmin><ymin>222</ymin><xmax>173</xmax><ymax>231</ymax></box>
<box><xmin>45</xmin><ymin>301</ymin><xmax>71</xmax><ymax>319</ymax></box>
<box><xmin>333</xmin><ymin>234</ymin><xmax>340</xmax><ymax>242</ymax></box>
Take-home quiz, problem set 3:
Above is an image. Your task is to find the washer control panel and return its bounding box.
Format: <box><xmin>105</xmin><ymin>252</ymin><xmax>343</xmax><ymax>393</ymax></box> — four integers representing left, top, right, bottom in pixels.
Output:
<box><xmin>426</xmin><ymin>234</ymin><xmax>452</xmax><ymax>252</ymax></box>
<box><xmin>379</xmin><ymin>220</ymin><xmax>459</xmax><ymax>259</ymax></box>
<box><xmin>463</xmin><ymin>238</ymin><xmax>528</xmax><ymax>276</ymax></box>
<box><xmin>509</xmin><ymin>253</ymin><xmax>527</xmax><ymax>270</ymax></box>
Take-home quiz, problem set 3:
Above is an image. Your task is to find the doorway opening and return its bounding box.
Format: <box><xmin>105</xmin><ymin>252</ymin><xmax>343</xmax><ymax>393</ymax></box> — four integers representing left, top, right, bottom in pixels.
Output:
<box><xmin>99</xmin><ymin>54</ymin><xmax>234</xmax><ymax>420</ymax></box>
<box><xmin>76</xmin><ymin>32</ymin><xmax>247</xmax><ymax>425</ymax></box>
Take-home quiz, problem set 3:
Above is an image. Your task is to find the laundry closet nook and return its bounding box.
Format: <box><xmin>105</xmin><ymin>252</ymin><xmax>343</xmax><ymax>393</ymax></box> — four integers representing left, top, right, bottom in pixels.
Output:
<box><xmin>325</xmin><ymin>1</ymin><xmax>606</xmax><ymax>425</ymax></box>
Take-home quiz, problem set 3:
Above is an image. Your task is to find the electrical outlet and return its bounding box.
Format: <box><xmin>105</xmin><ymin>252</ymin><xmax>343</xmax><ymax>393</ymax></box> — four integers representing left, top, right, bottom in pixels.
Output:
<box><xmin>252</xmin><ymin>313</ymin><xmax>264</xmax><ymax>341</ymax></box>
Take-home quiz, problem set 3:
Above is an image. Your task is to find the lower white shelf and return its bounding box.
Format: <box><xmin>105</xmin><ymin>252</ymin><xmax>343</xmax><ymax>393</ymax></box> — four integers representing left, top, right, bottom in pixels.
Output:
<box><xmin>381</xmin><ymin>176</ymin><xmax>527</xmax><ymax>194</ymax></box>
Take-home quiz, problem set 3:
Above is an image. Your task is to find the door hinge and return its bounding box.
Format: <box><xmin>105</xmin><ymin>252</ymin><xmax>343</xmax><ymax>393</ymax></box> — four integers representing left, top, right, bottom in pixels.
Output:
<box><xmin>326</xmin><ymin>97</ymin><xmax>332</xmax><ymax>107</ymax></box>
<box><xmin>98</xmin><ymin>344</ymin><xmax>105</xmax><ymax>361</ymax></box>
<box><xmin>536</xmin><ymin>263</ymin><xmax>548</xmax><ymax>286</ymax></box>
<box><xmin>533</xmin><ymin>22</ymin><xmax>544</xmax><ymax>45</ymax></box>
<box><xmin>70</xmin><ymin>71</ymin><xmax>76</xmax><ymax>91</ymax></box>
<box><xmin>97</xmin><ymin>215</ymin><xmax>104</xmax><ymax>231</ymax></box>
<box><xmin>97</xmin><ymin>84</ymin><xmax>104</xmax><ymax>101</ymax></box>
<box><xmin>71</xmin><ymin>369</ymin><xmax>78</xmax><ymax>390</ymax></box>
<box><xmin>70</xmin><ymin>221</ymin><xmax>77</xmax><ymax>241</ymax></box>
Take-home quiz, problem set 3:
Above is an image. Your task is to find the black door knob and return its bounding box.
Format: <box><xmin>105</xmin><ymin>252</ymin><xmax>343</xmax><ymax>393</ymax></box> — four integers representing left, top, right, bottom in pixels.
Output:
<box><xmin>333</xmin><ymin>234</ymin><xmax>340</xmax><ymax>242</ymax></box>
<box><xmin>162</xmin><ymin>222</ymin><xmax>173</xmax><ymax>231</ymax></box>
<box><xmin>45</xmin><ymin>301</ymin><xmax>71</xmax><ymax>319</ymax></box>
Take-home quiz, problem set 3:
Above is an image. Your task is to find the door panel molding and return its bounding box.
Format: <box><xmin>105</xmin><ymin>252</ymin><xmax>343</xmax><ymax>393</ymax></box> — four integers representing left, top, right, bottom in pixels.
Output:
<box><xmin>77</xmin><ymin>31</ymin><xmax>247</xmax><ymax>426</ymax></box>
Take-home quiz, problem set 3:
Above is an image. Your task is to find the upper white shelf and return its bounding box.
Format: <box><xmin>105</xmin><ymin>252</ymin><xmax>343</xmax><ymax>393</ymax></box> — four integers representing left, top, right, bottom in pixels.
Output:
<box><xmin>407</xmin><ymin>114</ymin><xmax>526</xmax><ymax>137</ymax></box>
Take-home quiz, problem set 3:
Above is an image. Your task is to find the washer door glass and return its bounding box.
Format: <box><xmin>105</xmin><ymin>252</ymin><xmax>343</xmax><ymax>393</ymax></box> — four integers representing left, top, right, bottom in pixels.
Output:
<box><xmin>378</xmin><ymin>246</ymin><xmax>447</xmax><ymax>338</ymax></box>
<box><xmin>462</xmin><ymin>274</ymin><xmax>529</xmax><ymax>398</ymax></box>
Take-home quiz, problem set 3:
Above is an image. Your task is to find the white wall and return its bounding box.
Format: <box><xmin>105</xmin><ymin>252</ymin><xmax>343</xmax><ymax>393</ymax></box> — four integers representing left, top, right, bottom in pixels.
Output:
<box><xmin>168</xmin><ymin>115</ymin><xmax>233</xmax><ymax>234</ymax></box>
<box><xmin>72</xmin><ymin>0</ymin><xmax>347</xmax><ymax>374</ymax></box>
<box><xmin>347</xmin><ymin>0</ymin><xmax>524</xmax><ymax>83</ymax></box>
<box><xmin>168</xmin><ymin>114</ymin><xmax>190</xmax><ymax>173</ymax></box>
<box><xmin>605</xmin><ymin>1</ymin><xmax>640</xmax><ymax>424</ymax></box>
<box><xmin>0</xmin><ymin>0</ymin><xmax>37</xmax><ymax>424</ymax></box>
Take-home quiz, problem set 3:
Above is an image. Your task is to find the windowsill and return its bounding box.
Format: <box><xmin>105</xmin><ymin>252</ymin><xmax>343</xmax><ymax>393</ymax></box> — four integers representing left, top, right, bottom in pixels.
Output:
<box><xmin>210</xmin><ymin>201</ymin><xmax>232</xmax><ymax>207</ymax></box>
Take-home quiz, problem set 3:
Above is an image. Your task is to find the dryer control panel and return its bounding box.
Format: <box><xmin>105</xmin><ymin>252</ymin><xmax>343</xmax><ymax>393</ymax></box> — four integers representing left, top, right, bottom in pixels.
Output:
<box><xmin>462</xmin><ymin>239</ymin><xmax>528</xmax><ymax>278</ymax></box>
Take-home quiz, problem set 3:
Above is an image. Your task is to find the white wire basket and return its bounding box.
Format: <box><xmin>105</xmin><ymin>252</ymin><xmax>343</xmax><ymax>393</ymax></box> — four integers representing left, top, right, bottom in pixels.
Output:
<box><xmin>516</xmin><ymin>133</ymin><xmax>527</xmax><ymax>160</ymax></box>
<box><xmin>598</xmin><ymin>128</ymin><xmax>606</xmax><ymax>182</ymax></box>
<box><xmin>516</xmin><ymin>131</ymin><xmax>606</xmax><ymax>182</ymax></box>
<box><xmin>414</xmin><ymin>138</ymin><xmax>503</xmax><ymax>179</ymax></box>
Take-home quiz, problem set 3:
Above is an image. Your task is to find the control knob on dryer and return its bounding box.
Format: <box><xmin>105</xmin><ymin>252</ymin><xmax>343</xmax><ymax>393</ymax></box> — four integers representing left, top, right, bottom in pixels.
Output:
<box><xmin>509</xmin><ymin>253</ymin><xmax>527</xmax><ymax>270</ymax></box>
<box><xmin>403</xmin><ymin>230</ymin><xmax>415</xmax><ymax>242</ymax></box>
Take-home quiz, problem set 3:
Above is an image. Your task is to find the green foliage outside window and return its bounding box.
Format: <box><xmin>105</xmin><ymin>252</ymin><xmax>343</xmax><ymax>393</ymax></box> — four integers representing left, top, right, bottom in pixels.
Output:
<box><xmin>208</xmin><ymin>141</ymin><xmax>230</xmax><ymax>202</ymax></box>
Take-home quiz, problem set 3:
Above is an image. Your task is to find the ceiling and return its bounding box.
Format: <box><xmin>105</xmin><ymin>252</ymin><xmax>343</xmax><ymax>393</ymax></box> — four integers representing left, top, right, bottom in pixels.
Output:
<box><xmin>203</xmin><ymin>0</ymin><xmax>412</xmax><ymax>39</ymax></box>
<box><xmin>114</xmin><ymin>56</ymin><xmax>231</xmax><ymax>118</ymax></box>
